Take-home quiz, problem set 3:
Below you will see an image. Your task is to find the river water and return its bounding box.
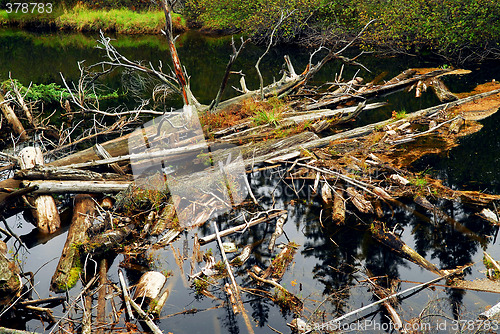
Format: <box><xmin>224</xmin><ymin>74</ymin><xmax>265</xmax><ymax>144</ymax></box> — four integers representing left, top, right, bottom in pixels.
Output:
<box><xmin>1</xmin><ymin>29</ymin><xmax>500</xmax><ymax>333</ymax></box>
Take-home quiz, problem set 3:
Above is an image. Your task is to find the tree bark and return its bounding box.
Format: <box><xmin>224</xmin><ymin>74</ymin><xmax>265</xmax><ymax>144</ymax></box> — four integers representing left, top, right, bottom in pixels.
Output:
<box><xmin>0</xmin><ymin>241</ymin><xmax>22</xmax><ymax>305</ymax></box>
<box><xmin>19</xmin><ymin>147</ymin><xmax>60</xmax><ymax>233</ymax></box>
<box><xmin>0</xmin><ymin>91</ymin><xmax>28</xmax><ymax>140</ymax></box>
<box><xmin>50</xmin><ymin>194</ymin><xmax>95</xmax><ymax>293</ymax></box>
<box><xmin>22</xmin><ymin>180</ymin><xmax>131</xmax><ymax>194</ymax></box>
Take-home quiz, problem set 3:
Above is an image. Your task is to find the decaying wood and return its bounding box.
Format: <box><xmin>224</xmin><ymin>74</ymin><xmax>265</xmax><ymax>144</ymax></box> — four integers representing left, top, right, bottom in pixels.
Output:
<box><xmin>248</xmin><ymin>271</ymin><xmax>303</xmax><ymax>313</ymax></box>
<box><xmin>96</xmin><ymin>258</ymin><xmax>108</xmax><ymax>334</ymax></box>
<box><xmin>133</xmin><ymin>271</ymin><xmax>167</xmax><ymax>315</ymax></box>
<box><xmin>0</xmin><ymin>91</ymin><xmax>28</xmax><ymax>140</ymax></box>
<box><xmin>83</xmin><ymin>223</ymin><xmax>134</xmax><ymax>256</ymax></box>
<box><xmin>428</xmin><ymin>78</ymin><xmax>458</xmax><ymax>102</ymax></box>
<box><xmin>22</xmin><ymin>180</ymin><xmax>131</xmax><ymax>194</ymax></box>
<box><xmin>268</xmin><ymin>213</ymin><xmax>287</xmax><ymax>252</ymax></box>
<box><xmin>15</xmin><ymin>165</ymin><xmax>128</xmax><ymax>181</ymax></box>
<box><xmin>332</xmin><ymin>186</ymin><xmax>345</xmax><ymax>225</ymax></box>
<box><xmin>231</xmin><ymin>245</ymin><xmax>252</xmax><ymax>266</ymax></box>
<box><xmin>371</xmin><ymin>221</ymin><xmax>443</xmax><ymax>276</ymax></box>
<box><xmin>19</xmin><ymin>147</ymin><xmax>61</xmax><ymax>233</ymax></box>
<box><xmin>118</xmin><ymin>269</ymin><xmax>134</xmax><ymax>321</ymax></box>
<box><xmin>346</xmin><ymin>187</ymin><xmax>373</xmax><ymax>214</ymax></box>
<box><xmin>212</xmin><ymin>220</ymin><xmax>255</xmax><ymax>334</ymax></box>
<box><xmin>262</xmin><ymin>242</ymin><xmax>298</xmax><ymax>281</ymax></box>
<box><xmin>479</xmin><ymin>300</ymin><xmax>500</xmax><ymax>320</ymax></box>
<box><xmin>199</xmin><ymin>210</ymin><xmax>286</xmax><ymax>244</ymax></box>
<box><xmin>94</xmin><ymin>143</ymin><xmax>125</xmax><ymax>175</ymax></box>
<box><xmin>0</xmin><ymin>241</ymin><xmax>22</xmax><ymax>305</ymax></box>
<box><xmin>484</xmin><ymin>252</ymin><xmax>500</xmax><ymax>274</ymax></box>
<box><xmin>50</xmin><ymin>194</ymin><xmax>95</xmax><ymax>293</ymax></box>
<box><xmin>150</xmin><ymin>195</ymin><xmax>180</xmax><ymax>236</ymax></box>
<box><xmin>366</xmin><ymin>275</ymin><xmax>403</xmax><ymax>331</ymax></box>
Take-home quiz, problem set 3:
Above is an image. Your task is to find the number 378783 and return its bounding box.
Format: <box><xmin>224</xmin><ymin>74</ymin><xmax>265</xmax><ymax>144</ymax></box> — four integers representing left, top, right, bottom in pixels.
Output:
<box><xmin>5</xmin><ymin>3</ymin><xmax>52</xmax><ymax>14</ymax></box>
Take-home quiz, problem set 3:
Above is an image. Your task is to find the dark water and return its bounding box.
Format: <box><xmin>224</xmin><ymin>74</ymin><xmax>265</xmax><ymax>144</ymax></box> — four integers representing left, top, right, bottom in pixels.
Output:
<box><xmin>1</xmin><ymin>29</ymin><xmax>500</xmax><ymax>333</ymax></box>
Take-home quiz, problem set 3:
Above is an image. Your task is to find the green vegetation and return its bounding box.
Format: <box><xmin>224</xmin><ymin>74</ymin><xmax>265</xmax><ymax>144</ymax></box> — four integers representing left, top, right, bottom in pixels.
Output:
<box><xmin>0</xmin><ymin>3</ymin><xmax>186</xmax><ymax>34</ymax></box>
<box><xmin>184</xmin><ymin>0</ymin><xmax>500</xmax><ymax>62</ymax></box>
<box><xmin>391</xmin><ymin>109</ymin><xmax>407</xmax><ymax>121</ymax></box>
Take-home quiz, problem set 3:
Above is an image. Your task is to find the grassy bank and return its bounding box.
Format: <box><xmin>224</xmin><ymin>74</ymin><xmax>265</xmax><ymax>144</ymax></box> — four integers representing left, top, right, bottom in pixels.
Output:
<box><xmin>0</xmin><ymin>4</ymin><xmax>187</xmax><ymax>34</ymax></box>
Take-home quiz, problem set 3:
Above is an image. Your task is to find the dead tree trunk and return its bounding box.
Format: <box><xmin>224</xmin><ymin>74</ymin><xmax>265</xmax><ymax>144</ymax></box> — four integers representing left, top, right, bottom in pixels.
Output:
<box><xmin>50</xmin><ymin>194</ymin><xmax>95</xmax><ymax>293</ymax></box>
<box><xmin>19</xmin><ymin>147</ymin><xmax>61</xmax><ymax>233</ymax></box>
<box><xmin>371</xmin><ymin>221</ymin><xmax>443</xmax><ymax>276</ymax></box>
<box><xmin>0</xmin><ymin>91</ymin><xmax>28</xmax><ymax>141</ymax></box>
<box><xmin>0</xmin><ymin>241</ymin><xmax>22</xmax><ymax>305</ymax></box>
<box><xmin>428</xmin><ymin>78</ymin><xmax>458</xmax><ymax>102</ymax></box>
<box><xmin>133</xmin><ymin>271</ymin><xmax>167</xmax><ymax>314</ymax></box>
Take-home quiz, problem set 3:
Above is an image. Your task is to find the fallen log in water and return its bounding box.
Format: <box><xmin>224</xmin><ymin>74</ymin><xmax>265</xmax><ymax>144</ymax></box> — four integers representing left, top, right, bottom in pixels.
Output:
<box><xmin>371</xmin><ymin>221</ymin><xmax>443</xmax><ymax>276</ymax></box>
<box><xmin>15</xmin><ymin>166</ymin><xmax>129</xmax><ymax>181</ymax></box>
<box><xmin>199</xmin><ymin>210</ymin><xmax>286</xmax><ymax>244</ymax></box>
<box><xmin>50</xmin><ymin>194</ymin><xmax>95</xmax><ymax>293</ymax></box>
<box><xmin>262</xmin><ymin>242</ymin><xmax>298</xmax><ymax>281</ymax></box>
<box><xmin>19</xmin><ymin>147</ymin><xmax>61</xmax><ymax>233</ymax></box>
<box><xmin>83</xmin><ymin>223</ymin><xmax>134</xmax><ymax>256</ymax></box>
<box><xmin>0</xmin><ymin>241</ymin><xmax>22</xmax><ymax>305</ymax></box>
<box><xmin>22</xmin><ymin>180</ymin><xmax>131</xmax><ymax>194</ymax></box>
<box><xmin>132</xmin><ymin>271</ymin><xmax>168</xmax><ymax>316</ymax></box>
<box><xmin>268</xmin><ymin>213</ymin><xmax>287</xmax><ymax>252</ymax></box>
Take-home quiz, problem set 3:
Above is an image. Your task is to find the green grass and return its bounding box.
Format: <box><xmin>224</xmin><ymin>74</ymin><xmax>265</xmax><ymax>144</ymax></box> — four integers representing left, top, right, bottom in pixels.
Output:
<box><xmin>0</xmin><ymin>4</ymin><xmax>187</xmax><ymax>34</ymax></box>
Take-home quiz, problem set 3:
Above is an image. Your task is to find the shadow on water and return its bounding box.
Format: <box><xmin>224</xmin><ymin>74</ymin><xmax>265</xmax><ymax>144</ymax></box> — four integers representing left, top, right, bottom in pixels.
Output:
<box><xmin>1</xmin><ymin>28</ymin><xmax>500</xmax><ymax>333</ymax></box>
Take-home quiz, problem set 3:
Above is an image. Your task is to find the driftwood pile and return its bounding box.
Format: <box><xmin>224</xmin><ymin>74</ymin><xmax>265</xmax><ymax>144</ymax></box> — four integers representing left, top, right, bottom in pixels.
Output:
<box><xmin>1</xmin><ymin>2</ymin><xmax>500</xmax><ymax>333</ymax></box>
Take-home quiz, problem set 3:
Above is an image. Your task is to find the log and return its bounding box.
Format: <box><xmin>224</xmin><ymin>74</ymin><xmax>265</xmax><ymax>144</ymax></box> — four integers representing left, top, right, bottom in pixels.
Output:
<box><xmin>479</xmin><ymin>300</ymin><xmax>500</xmax><ymax>320</ymax></box>
<box><xmin>371</xmin><ymin>221</ymin><xmax>443</xmax><ymax>275</ymax></box>
<box><xmin>252</xmin><ymin>88</ymin><xmax>500</xmax><ymax>164</ymax></box>
<box><xmin>22</xmin><ymin>180</ymin><xmax>131</xmax><ymax>194</ymax></box>
<box><xmin>133</xmin><ymin>271</ymin><xmax>167</xmax><ymax>315</ymax></box>
<box><xmin>0</xmin><ymin>91</ymin><xmax>28</xmax><ymax>140</ymax></box>
<box><xmin>332</xmin><ymin>187</ymin><xmax>345</xmax><ymax>225</ymax></box>
<box><xmin>428</xmin><ymin>78</ymin><xmax>458</xmax><ymax>102</ymax></box>
<box><xmin>83</xmin><ymin>224</ymin><xmax>134</xmax><ymax>256</ymax></box>
<box><xmin>199</xmin><ymin>210</ymin><xmax>286</xmax><ymax>244</ymax></box>
<box><xmin>0</xmin><ymin>241</ymin><xmax>22</xmax><ymax>305</ymax></box>
<box><xmin>50</xmin><ymin>194</ymin><xmax>95</xmax><ymax>293</ymax></box>
<box><xmin>262</xmin><ymin>242</ymin><xmax>298</xmax><ymax>281</ymax></box>
<box><xmin>19</xmin><ymin>147</ymin><xmax>60</xmax><ymax>233</ymax></box>
<box><xmin>230</xmin><ymin>245</ymin><xmax>252</xmax><ymax>266</ymax></box>
<box><xmin>346</xmin><ymin>187</ymin><xmax>373</xmax><ymax>214</ymax></box>
<box><xmin>268</xmin><ymin>213</ymin><xmax>287</xmax><ymax>252</ymax></box>
<box><xmin>304</xmin><ymin>69</ymin><xmax>451</xmax><ymax>110</ymax></box>
<box><xmin>15</xmin><ymin>165</ymin><xmax>128</xmax><ymax>181</ymax></box>
<box><xmin>150</xmin><ymin>195</ymin><xmax>180</xmax><ymax>236</ymax></box>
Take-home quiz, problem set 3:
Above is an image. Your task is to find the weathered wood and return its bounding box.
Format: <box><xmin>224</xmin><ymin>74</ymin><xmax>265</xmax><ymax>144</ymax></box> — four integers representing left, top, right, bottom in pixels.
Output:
<box><xmin>150</xmin><ymin>195</ymin><xmax>180</xmax><ymax>236</ymax></box>
<box><xmin>0</xmin><ymin>91</ymin><xmax>28</xmax><ymax>140</ymax></box>
<box><xmin>93</xmin><ymin>143</ymin><xmax>125</xmax><ymax>175</ymax></box>
<box><xmin>0</xmin><ymin>241</ymin><xmax>22</xmax><ymax>305</ymax></box>
<box><xmin>484</xmin><ymin>252</ymin><xmax>500</xmax><ymax>274</ymax></box>
<box><xmin>15</xmin><ymin>165</ymin><xmax>128</xmax><ymax>181</ymax></box>
<box><xmin>22</xmin><ymin>180</ymin><xmax>131</xmax><ymax>194</ymax></box>
<box><xmin>253</xmin><ymin>88</ymin><xmax>500</xmax><ymax>164</ymax></box>
<box><xmin>96</xmin><ymin>259</ymin><xmax>107</xmax><ymax>334</ymax></box>
<box><xmin>19</xmin><ymin>147</ymin><xmax>60</xmax><ymax>233</ymax></box>
<box><xmin>371</xmin><ymin>221</ymin><xmax>443</xmax><ymax>275</ymax></box>
<box><xmin>332</xmin><ymin>186</ymin><xmax>346</xmax><ymax>225</ymax></box>
<box><xmin>83</xmin><ymin>224</ymin><xmax>134</xmax><ymax>256</ymax></box>
<box><xmin>199</xmin><ymin>210</ymin><xmax>286</xmax><ymax>244</ymax></box>
<box><xmin>262</xmin><ymin>242</ymin><xmax>298</xmax><ymax>281</ymax></box>
<box><xmin>133</xmin><ymin>271</ymin><xmax>167</xmax><ymax>314</ymax></box>
<box><xmin>50</xmin><ymin>194</ymin><xmax>95</xmax><ymax>293</ymax></box>
<box><xmin>428</xmin><ymin>78</ymin><xmax>458</xmax><ymax>102</ymax></box>
<box><xmin>268</xmin><ymin>213</ymin><xmax>287</xmax><ymax>252</ymax></box>
<box><xmin>346</xmin><ymin>187</ymin><xmax>373</xmax><ymax>214</ymax></box>
<box><xmin>304</xmin><ymin>69</ymin><xmax>451</xmax><ymax>110</ymax></box>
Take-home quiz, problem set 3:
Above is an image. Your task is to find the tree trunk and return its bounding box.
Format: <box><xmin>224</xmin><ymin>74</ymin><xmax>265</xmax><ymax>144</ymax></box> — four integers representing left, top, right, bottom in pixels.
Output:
<box><xmin>50</xmin><ymin>194</ymin><xmax>95</xmax><ymax>293</ymax></box>
<box><xmin>0</xmin><ymin>241</ymin><xmax>22</xmax><ymax>305</ymax></box>
<box><xmin>22</xmin><ymin>180</ymin><xmax>131</xmax><ymax>194</ymax></box>
<box><xmin>428</xmin><ymin>78</ymin><xmax>458</xmax><ymax>102</ymax></box>
<box><xmin>19</xmin><ymin>147</ymin><xmax>60</xmax><ymax>233</ymax></box>
<box><xmin>371</xmin><ymin>221</ymin><xmax>443</xmax><ymax>275</ymax></box>
<box><xmin>0</xmin><ymin>91</ymin><xmax>28</xmax><ymax>141</ymax></box>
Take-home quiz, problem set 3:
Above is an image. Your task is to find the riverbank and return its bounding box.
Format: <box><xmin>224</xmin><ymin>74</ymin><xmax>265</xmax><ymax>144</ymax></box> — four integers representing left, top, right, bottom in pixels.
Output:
<box><xmin>0</xmin><ymin>5</ymin><xmax>187</xmax><ymax>34</ymax></box>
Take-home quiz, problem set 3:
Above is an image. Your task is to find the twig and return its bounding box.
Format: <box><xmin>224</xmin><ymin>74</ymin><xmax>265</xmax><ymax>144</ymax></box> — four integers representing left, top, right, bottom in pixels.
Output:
<box><xmin>118</xmin><ymin>269</ymin><xmax>135</xmax><ymax>321</ymax></box>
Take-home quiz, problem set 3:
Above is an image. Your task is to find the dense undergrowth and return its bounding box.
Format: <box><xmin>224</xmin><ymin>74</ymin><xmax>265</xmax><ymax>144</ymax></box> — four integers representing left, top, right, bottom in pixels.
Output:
<box><xmin>184</xmin><ymin>0</ymin><xmax>500</xmax><ymax>62</ymax></box>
